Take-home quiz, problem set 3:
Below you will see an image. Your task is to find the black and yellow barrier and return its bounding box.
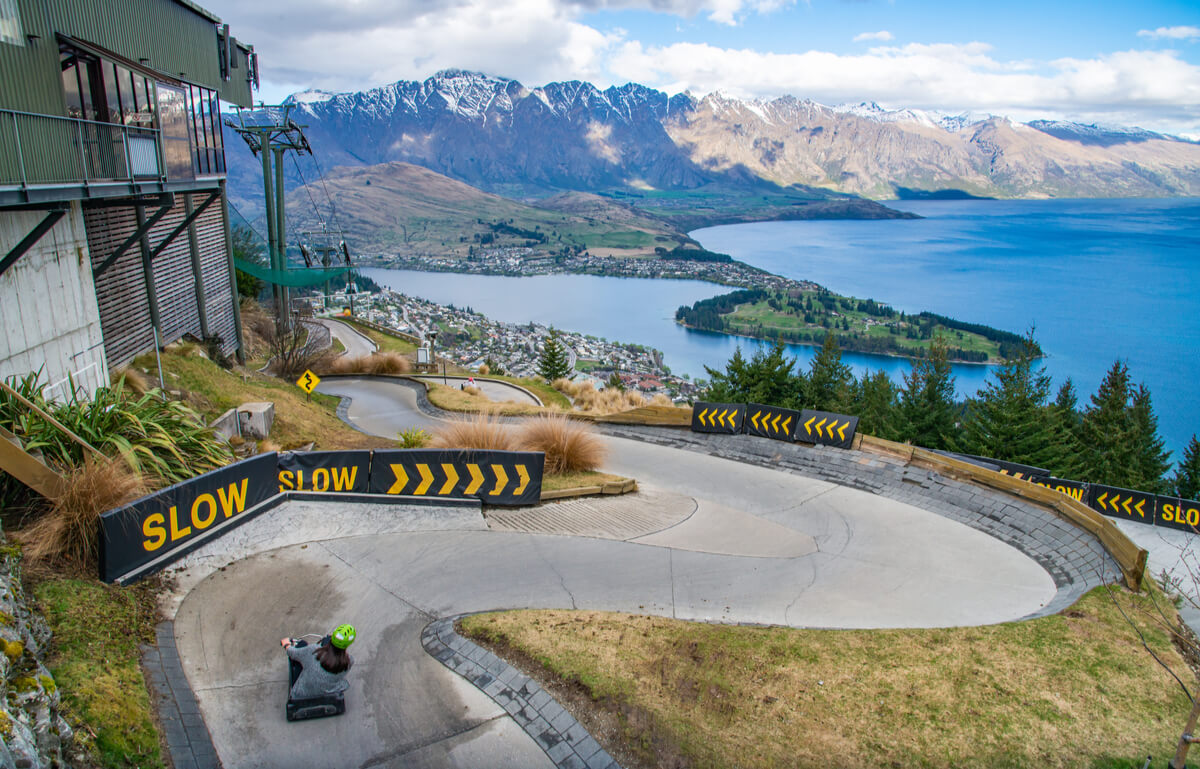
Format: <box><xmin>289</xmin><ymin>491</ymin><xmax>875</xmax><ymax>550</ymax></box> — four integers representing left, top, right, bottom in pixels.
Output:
<box><xmin>100</xmin><ymin>453</ymin><xmax>279</xmax><ymax>584</ymax></box>
<box><xmin>99</xmin><ymin>448</ymin><xmax>546</xmax><ymax>584</ymax></box>
<box><xmin>745</xmin><ymin>403</ymin><xmax>800</xmax><ymax>441</ymax></box>
<box><xmin>690</xmin><ymin>402</ymin><xmax>744</xmax><ymax>434</ymax></box>
<box><xmin>797</xmin><ymin>409</ymin><xmax>858</xmax><ymax>449</ymax></box>
<box><xmin>369</xmin><ymin>449</ymin><xmax>544</xmax><ymax>506</ymax></box>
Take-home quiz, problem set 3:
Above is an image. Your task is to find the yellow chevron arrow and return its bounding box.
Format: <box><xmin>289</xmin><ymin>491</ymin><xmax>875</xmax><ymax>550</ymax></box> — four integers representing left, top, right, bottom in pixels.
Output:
<box><xmin>837</xmin><ymin>421</ymin><xmax>848</xmax><ymax>441</ymax></box>
<box><xmin>1097</xmin><ymin>492</ymin><xmax>1109</xmax><ymax>511</ymax></box>
<box><xmin>717</xmin><ymin>408</ymin><xmax>729</xmax><ymax>427</ymax></box>
<box><xmin>387</xmin><ymin>464</ymin><xmax>409</xmax><ymax>494</ymax></box>
<box><xmin>1134</xmin><ymin>498</ymin><xmax>1147</xmax><ymax>517</ymax></box>
<box><xmin>771</xmin><ymin>413</ymin><xmax>782</xmax><ymax>433</ymax></box>
<box><xmin>781</xmin><ymin>416</ymin><xmax>792</xmax><ymax>435</ymax></box>
<box><xmin>1122</xmin><ymin>496</ymin><xmax>1133</xmax><ymax>515</ymax></box>
<box><xmin>439</xmin><ymin>463</ymin><xmax>459</xmax><ymax>495</ymax></box>
<box><xmin>751</xmin><ymin>410</ymin><xmax>762</xmax><ymax>430</ymax></box>
<box><xmin>490</xmin><ymin>464</ymin><xmax>508</xmax><ymax>496</ymax></box>
<box><xmin>698</xmin><ymin>407</ymin><xmax>710</xmax><ymax>426</ymax></box>
<box><xmin>514</xmin><ymin>465</ymin><xmax>530</xmax><ymax>495</ymax></box>
<box><xmin>727</xmin><ymin>409</ymin><xmax>738</xmax><ymax>428</ymax></box>
<box><xmin>414</xmin><ymin>464</ymin><xmax>434</xmax><ymax>495</ymax></box>
<box><xmin>1110</xmin><ymin>494</ymin><xmax>1121</xmax><ymax>512</ymax></box>
<box><xmin>804</xmin><ymin>416</ymin><xmax>816</xmax><ymax>436</ymax></box>
<box><xmin>465</xmin><ymin>464</ymin><xmax>485</xmax><ymax>495</ymax></box>
<box><xmin>815</xmin><ymin>418</ymin><xmax>828</xmax><ymax>438</ymax></box>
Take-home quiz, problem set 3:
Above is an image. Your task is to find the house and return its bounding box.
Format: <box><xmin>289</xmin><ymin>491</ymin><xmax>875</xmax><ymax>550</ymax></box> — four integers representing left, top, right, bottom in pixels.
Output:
<box><xmin>0</xmin><ymin>0</ymin><xmax>257</xmax><ymax>401</ymax></box>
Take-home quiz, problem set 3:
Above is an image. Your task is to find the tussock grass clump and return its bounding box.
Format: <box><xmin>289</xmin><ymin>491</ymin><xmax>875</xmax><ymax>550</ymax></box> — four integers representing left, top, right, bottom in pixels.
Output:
<box><xmin>477</xmin><ymin>363</ymin><xmax>490</xmax><ymax>376</ymax></box>
<box><xmin>111</xmin><ymin>368</ymin><xmax>151</xmax><ymax>395</ymax></box>
<box><xmin>326</xmin><ymin>352</ymin><xmax>412</xmax><ymax>376</ymax></box>
<box><xmin>431</xmin><ymin>411</ymin><xmax>517</xmax><ymax>451</ymax></box>
<box><xmin>463</xmin><ymin>385</ymin><xmax>483</xmax><ymax>397</ymax></box>
<box><xmin>566</xmin><ymin>383</ymin><xmax>649</xmax><ymax>415</ymax></box>
<box><xmin>517</xmin><ymin>414</ymin><xmax>607</xmax><ymax>474</ymax></box>
<box><xmin>649</xmin><ymin>393</ymin><xmax>674</xmax><ymax>407</ymax></box>
<box><xmin>552</xmin><ymin>378</ymin><xmax>580</xmax><ymax>397</ymax></box>
<box><xmin>22</xmin><ymin>456</ymin><xmax>147</xmax><ymax>566</ymax></box>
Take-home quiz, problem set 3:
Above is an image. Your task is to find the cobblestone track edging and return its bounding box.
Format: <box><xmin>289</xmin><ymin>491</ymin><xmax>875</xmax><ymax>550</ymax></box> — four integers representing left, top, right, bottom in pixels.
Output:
<box><xmin>598</xmin><ymin>424</ymin><xmax>1121</xmax><ymax>617</ymax></box>
<box><xmin>142</xmin><ymin>621</ymin><xmax>221</xmax><ymax>769</ymax></box>
<box><xmin>422</xmin><ymin>617</ymin><xmax>621</xmax><ymax>769</ymax></box>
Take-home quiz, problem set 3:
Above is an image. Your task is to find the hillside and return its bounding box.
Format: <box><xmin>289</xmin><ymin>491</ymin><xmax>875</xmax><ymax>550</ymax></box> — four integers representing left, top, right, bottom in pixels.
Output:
<box><xmin>282</xmin><ymin>161</ymin><xmax>689</xmax><ymax>257</ymax></box>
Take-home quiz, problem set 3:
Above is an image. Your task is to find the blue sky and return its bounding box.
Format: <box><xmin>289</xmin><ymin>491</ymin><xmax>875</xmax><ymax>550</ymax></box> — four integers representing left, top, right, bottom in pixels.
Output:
<box><xmin>204</xmin><ymin>0</ymin><xmax>1200</xmax><ymax>136</ymax></box>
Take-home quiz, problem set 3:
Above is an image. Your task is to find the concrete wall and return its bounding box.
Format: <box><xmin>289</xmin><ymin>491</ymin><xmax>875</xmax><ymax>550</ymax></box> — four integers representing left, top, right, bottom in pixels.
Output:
<box><xmin>0</xmin><ymin>204</ymin><xmax>109</xmax><ymax>401</ymax></box>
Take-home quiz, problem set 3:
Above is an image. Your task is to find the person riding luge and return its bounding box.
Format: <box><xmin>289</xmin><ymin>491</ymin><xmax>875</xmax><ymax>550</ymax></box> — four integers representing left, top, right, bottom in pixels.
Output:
<box><xmin>281</xmin><ymin>623</ymin><xmax>356</xmax><ymax>700</ymax></box>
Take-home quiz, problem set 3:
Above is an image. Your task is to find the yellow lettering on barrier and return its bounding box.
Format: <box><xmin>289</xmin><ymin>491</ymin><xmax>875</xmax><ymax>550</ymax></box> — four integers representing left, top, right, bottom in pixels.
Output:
<box><xmin>313</xmin><ymin>468</ymin><xmax>330</xmax><ymax>492</ymax></box>
<box><xmin>1055</xmin><ymin>485</ymin><xmax>1084</xmax><ymax>502</ymax></box>
<box><xmin>142</xmin><ymin>513</ymin><xmax>167</xmax><ymax>551</ymax></box>
<box><xmin>515</xmin><ymin>465</ymin><xmax>530</xmax><ymax>495</ymax></box>
<box><xmin>465</xmin><ymin>464</ymin><xmax>485</xmax><ymax>495</ymax></box>
<box><xmin>387</xmin><ymin>464</ymin><xmax>409</xmax><ymax>494</ymax></box>
<box><xmin>1163</xmin><ymin>503</ymin><xmax>1200</xmax><ymax>528</ymax></box>
<box><xmin>439</xmin><ymin>464</ymin><xmax>459</xmax><ymax>495</ymax></box>
<box><xmin>218</xmin><ymin>479</ymin><xmax>248</xmax><ymax>518</ymax></box>
<box><xmin>191</xmin><ymin>493</ymin><xmax>218</xmax><ymax>530</ymax></box>
<box><xmin>331</xmin><ymin>467</ymin><xmax>357</xmax><ymax>491</ymax></box>
<box><xmin>278</xmin><ymin>470</ymin><xmax>295</xmax><ymax>493</ymax></box>
<box><xmin>491</xmin><ymin>464</ymin><xmax>508</xmax><ymax>496</ymax></box>
<box><xmin>169</xmin><ymin>505</ymin><xmax>191</xmax><ymax>541</ymax></box>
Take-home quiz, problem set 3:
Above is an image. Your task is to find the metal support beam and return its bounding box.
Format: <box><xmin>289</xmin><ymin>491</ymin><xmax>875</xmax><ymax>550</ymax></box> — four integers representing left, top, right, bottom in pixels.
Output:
<box><xmin>0</xmin><ymin>208</ymin><xmax>66</xmax><ymax>278</ymax></box>
<box><xmin>81</xmin><ymin>193</ymin><xmax>174</xmax><ymax>210</ymax></box>
<box><xmin>136</xmin><ymin>205</ymin><xmax>164</xmax><ymax>345</ymax></box>
<box><xmin>184</xmin><ymin>194</ymin><xmax>210</xmax><ymax>338</ymax></box>
<box><xmin>219</xmin><ymin>180</ymin><xmax>246</xmax><ymax>364</ymax></box>
<box><xmin>273</xmin><ymin>145</ymin><xmax>289</xmax><ymax>327</ymax></box>
<box><xmin>146</xmin><ymin>190</ymin><xmax>219</xmax><ymax>261</ymax></box>
<box><xmin>93</xmin><ymin>202</ymin><xmax>172</xmax><ymax>277</ymax></box>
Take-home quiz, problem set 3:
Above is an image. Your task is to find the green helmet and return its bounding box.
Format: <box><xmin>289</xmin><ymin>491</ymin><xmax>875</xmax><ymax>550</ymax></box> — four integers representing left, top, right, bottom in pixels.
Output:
<box><xmin>330</xmin><ymin>624</ymin><xmax>356</xmax><ymax>649</ymax></box>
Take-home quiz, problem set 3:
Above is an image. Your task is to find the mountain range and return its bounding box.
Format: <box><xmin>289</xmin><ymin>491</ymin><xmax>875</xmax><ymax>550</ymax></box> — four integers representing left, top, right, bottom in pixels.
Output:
<box><xmin>229</xmin><ymin>69</ymin><xmax>1200</xmax><ymax>203</ymax></box>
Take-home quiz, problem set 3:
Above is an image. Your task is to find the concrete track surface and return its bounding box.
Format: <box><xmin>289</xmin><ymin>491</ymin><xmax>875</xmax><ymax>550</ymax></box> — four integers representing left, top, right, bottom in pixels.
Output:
<box><xmin>169</xmin><ymin>378</ymin><xmax>1094</xmax><ymax>769</ymax></box>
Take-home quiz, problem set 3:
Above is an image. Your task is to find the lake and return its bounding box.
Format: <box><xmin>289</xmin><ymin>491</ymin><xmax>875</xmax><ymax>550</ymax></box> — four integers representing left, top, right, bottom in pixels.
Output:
<box><xmin>360</xmin><ymin>197</ymin><xmax>1200</xmax><ymax>459</ymax></box>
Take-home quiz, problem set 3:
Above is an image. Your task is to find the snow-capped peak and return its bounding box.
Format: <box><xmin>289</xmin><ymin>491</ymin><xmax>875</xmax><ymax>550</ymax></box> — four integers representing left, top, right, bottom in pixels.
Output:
<box><xmin>286</xmin><ymin>89</ymin><xmax>338</xmax><ymax>105</ymax></box>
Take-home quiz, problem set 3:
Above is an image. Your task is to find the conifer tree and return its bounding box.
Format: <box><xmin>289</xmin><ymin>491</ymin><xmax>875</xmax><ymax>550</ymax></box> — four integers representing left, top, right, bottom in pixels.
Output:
<box><xmin>1079</xmin><ymin>361</ymin><xmax>1170</xmax><ymax>491</ymax></box>
<box><xmin>702</xmin><ymin>347</ymin><xmax>749</xmax><ymax>403</ymax></box>
<box><xmin>958</xmin><ymin>333</ymin><xmax>1056</xmax><ymax>468</ymax></box>
<box><xmin>849</xmin><ymin>370</ymin><xmax>901</xmax><ymax>441</ymax></box>
<box><xmin>537</xmin><ymin>327</ymin><xmax>572</xmax><ymax>382</ymax></box>
<box><xmin>744</xmin><ymin>341</ymin><xmax>803</xmax><ymax>409</ymax></box>
<box><xmin>807</xmin><ymin>331</ymin><xmax>853</xmax><ymax>412</ymax></box>
<box><xmin>1046</xmin><ymin>378</ymin><xmax>1088</xmax><ymax>479</ymax></box>
<box><xmin>1174</xmin><ymin>436</ymin><xmax>1200</xmax><ymax>501</ymax></box>
<box><xmin>1129</xmin><ymin>384</ymin><xmax>1171</xmax><ymax>493</ymax></box>
<box><xmin>898</xmin><ymin>335</ymin><xmax>958</xmax><ymax>450</ymax></box>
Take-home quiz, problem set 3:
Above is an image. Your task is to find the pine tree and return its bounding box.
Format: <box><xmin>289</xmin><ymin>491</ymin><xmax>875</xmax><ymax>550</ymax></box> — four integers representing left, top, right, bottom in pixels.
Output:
<box><xmin>849</xmin><ymin>369</ymin><xmax>901</xmax><ymax>441</ymax></box>
<box><xmin>898</xmin><ymin>335</ymin><xmax>958</xmax><ymax>450</ymax></box>
<box><xmin>807</xmin><ymin>331</ymin><xmax>853</xmax><ymax>412</ymax></box>
<box><xmin>537</xmin><ymin>327</ymin><xmax>572</xmax><ymax>382</ymax></box>
<box><xmin>958</xmin><ymin>333</ymin><xmax>1056</xmax><ymax>468</ymax></box>
<box><xmin>1129</xmin><ymin>384</ymin><xmax>1171</xmax><ymax>493</ymax></box>
<box><xmin>702</xmin><ymin>347</ymin><xmax>749</xmax><ymax>403</ymax></box>
<box><xmin>743</xmin><ymin>341</ymin><xmax>803</xmax><ymax>409</ymax></box>
<box><xmin>1046</xmin><ymin>378</ymin><xmax>1088</xmax><ymax>479</ymax></box>
<box><xmin>1174</xmin><ymin>436</ymin><xmax>1200</xmax><ymax>501</ymax></box>
<box><xmin>1079</xmin><ymin>361</ymin><xmax>1170</xmax><ymax>492</ymax></box>
<box><xmin>1080</xmin><ymin>361</ymin><xmax>1136</xmax><ymax>486</ymax></box>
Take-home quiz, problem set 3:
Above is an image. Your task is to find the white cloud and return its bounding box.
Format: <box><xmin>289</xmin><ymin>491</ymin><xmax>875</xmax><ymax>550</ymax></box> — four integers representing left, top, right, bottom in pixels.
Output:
<box><xmin>1137</xmin><ymin>26</ymin><xmax>1200</xmax><ymax>40</ymax></box>
<box><xmin>853</xmin><ymin>30</ymin><xmax>893</xmax><ymax>43</ymax></box>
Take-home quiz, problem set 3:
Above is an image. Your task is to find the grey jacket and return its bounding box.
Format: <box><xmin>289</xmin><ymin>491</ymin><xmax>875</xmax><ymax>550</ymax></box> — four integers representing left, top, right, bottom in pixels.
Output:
<box><xmin>287</xmin><ymin>642</ymin><xmax>351</xmax><ymax>700</ymax></box>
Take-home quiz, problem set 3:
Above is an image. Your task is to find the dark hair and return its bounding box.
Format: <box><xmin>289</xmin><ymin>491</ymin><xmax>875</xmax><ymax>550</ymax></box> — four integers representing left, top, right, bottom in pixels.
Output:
<box><xmin>315</xmin><ymin>640</ymin><xmax>352</xmax><ymax>675</ymax></box>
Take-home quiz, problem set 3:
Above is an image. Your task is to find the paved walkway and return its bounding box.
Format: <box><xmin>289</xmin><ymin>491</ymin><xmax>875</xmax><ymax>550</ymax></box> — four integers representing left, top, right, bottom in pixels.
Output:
<box><xmin>314</xmin><ymin>318</ymin><xmax>378</xmax><ymax>358</ymax></box>
<box><xmin>155</xmin><ymin>389</ymin><xmax>1127</xmax><ymax>769</ymax></box>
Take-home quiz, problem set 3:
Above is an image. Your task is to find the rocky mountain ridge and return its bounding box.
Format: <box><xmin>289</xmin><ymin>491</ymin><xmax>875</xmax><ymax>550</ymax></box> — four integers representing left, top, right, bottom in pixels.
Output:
<box><xmin>254</xmin><ymin>69</ymin><xmax>1200</xmax><ymax>200</ymax></box>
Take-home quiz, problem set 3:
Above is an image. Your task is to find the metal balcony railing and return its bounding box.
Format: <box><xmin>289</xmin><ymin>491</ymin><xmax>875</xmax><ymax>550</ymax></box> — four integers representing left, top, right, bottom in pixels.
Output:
<box><xmin>0</xmin><ymin>108</ymin><xmax>163</xmax><ymax>189</ymax></box>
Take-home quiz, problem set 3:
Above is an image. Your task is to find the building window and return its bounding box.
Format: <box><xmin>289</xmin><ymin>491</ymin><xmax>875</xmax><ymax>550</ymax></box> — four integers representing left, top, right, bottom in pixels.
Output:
<box><xmin>0</xmin><ymin>0</ymin><xmax>23</xmax><ymax>47</ymax></box>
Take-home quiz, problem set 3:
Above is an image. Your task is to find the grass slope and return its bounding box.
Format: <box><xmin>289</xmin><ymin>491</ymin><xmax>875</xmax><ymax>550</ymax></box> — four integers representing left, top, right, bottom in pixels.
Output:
<box><xmin>463</xmin><ymin>587</ymin><xmax>1193</xmax><ymax>769</ymax></box>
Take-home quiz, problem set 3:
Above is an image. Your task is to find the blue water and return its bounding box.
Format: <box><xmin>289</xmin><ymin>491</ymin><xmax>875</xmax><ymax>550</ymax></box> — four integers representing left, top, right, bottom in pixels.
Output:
<box><xmin>360</xmin><ymin>197</ymin><xmax>1200</xmax><ymax>460</ymax></box>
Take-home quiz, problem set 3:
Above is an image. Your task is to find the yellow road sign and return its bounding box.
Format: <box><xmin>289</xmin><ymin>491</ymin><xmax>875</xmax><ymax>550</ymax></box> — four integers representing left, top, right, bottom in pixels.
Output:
<box><xmin>296</xmin><ymin>370</ymin><xmax>321</xmax><ymax>394</ymax></box>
